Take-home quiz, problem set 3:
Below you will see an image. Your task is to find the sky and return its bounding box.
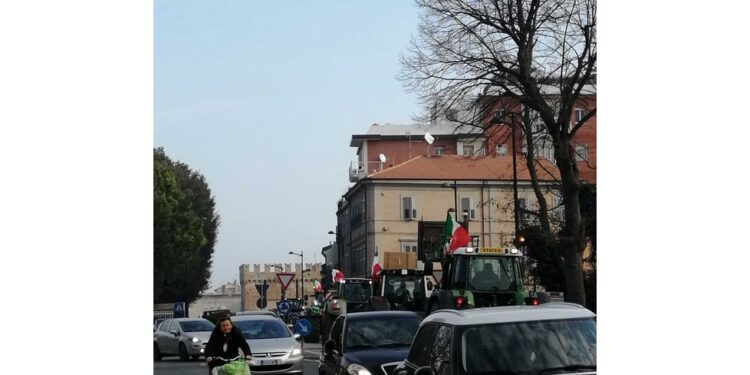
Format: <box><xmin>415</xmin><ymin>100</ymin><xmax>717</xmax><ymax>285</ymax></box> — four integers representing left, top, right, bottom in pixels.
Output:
<box><xmin>154</xmin><ymin>1</ymin><xmax>424</xmax><ymax>289</ymax></box>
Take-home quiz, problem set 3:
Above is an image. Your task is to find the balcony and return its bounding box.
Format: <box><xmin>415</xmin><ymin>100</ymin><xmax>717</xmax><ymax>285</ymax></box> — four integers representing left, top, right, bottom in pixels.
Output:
<box><xmin>348</xmin><ymin>160</ymin><xmax>386</xmax><ymax>182</ymax></box>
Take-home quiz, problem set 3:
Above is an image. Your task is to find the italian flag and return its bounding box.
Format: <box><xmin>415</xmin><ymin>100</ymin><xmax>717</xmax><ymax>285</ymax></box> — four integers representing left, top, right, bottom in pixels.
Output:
<box><xmin>332</xmin><ymin>268</ymin><xmax>344</xmax><ymax>283</ymax></box>
<box><xmin>312</xmin><ymin>280</ymin><xmax>323</xmax><ymax>292</ymax></box>
<box><xmin>371</xmin><ymin>248</ymin><xmax>381</xmax><ymax>281</ymax></box>
<box><xmin>443</xmin><ymin>210</ymin><xmax>470</xmax><ymax>252</ymax></box>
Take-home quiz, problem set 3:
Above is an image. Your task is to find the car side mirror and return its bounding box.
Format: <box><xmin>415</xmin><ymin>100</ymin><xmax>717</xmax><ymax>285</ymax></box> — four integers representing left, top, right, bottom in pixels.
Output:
<box><xmin>393</xmin><ymin>361</ymin><xmax>409</xmax><ymax>375</ymax></box>
<box><xmin>414</xmin><ymin>366</ymin><xmax>436</xmax><ymax>375</ymax></box>
<box><xmin>293</xmin><ymin>333</ymin><xmax>302</xmax><ymax>341</ymax></box>
<box><xmin>169</xmin><ymin>330</ymin><xmax>179</xmax><ymax>336</ymax></box>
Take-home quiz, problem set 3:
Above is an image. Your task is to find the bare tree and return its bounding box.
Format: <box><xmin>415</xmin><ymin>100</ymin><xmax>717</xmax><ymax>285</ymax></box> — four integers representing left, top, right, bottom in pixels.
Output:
<box><xmin>401</xmin><ymin>0</ymin><xmax>596</xmax><ymax>306</ymax></box>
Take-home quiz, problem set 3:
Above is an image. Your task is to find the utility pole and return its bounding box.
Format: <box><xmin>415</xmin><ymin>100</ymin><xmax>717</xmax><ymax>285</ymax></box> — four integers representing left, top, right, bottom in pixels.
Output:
<box><xmin>511</xmin><ymin>114</ymin><xmax>520</xmax><ymax>236</ymax></box>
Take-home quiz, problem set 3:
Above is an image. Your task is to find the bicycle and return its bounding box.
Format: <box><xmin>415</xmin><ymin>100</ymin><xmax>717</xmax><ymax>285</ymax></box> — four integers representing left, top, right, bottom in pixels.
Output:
<box><xmin>209</xmin><ymin>355</ymin><xmax>251</xmax><ymax>375</ymax></box>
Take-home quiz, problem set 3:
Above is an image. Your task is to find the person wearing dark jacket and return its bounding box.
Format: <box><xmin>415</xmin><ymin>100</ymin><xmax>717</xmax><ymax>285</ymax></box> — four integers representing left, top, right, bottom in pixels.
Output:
<box><xmin>205</xmin><ymin>315</ymin><xmax>252</xmax><ymax>375</ymax></box>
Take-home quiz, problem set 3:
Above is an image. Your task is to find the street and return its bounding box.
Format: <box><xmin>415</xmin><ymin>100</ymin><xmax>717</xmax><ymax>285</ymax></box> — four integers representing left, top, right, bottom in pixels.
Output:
<box><xmin>154</xmin><ymin>342</ymin><xmax>322</xmax><ymax>375</ymax></box>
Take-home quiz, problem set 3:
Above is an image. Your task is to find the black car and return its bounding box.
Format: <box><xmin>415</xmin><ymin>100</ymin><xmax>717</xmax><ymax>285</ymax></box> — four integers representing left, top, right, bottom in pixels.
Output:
<box><xmin>319</xmin><ymin>311</ymin><xmax>422</xmax><ymax>375</ymax></box>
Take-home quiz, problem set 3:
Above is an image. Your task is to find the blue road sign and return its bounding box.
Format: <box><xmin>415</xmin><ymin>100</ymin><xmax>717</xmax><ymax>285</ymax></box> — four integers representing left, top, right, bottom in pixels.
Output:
<box><xmin>277</xmin><ymin>300</ymin><xmax>291</xmax><ymax>316</ymax></box>
<box><xmin>173</xmin><ymin>302</ymin><xmax>186</xmax><ymax>317</ymax></box>
<box><xmin>295</xmin><ymin>319</ymin><xmax>312</xmax><ymax>337</ymax></box>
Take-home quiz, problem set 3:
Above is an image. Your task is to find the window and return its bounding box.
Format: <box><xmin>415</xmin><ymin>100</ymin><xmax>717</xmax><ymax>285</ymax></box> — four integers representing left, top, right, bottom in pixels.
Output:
<box><xmin>434</xmin><ymin>146</ymin><xmax>445</xmax><ymax>156</ymax></box>
<box><xmin>408</xmin><ymin>324</ymin><xmax>438</xmax><ymax>366</ymax></box>
<box><xmin>429</xmin><ymin>325</ymin><xmax>453</xmax><ymax>375</ymax></box>
<box><xmin>552</xmin><ymin>195</ymin><xmax>564</xmax><ymax>223</ymax></box>
<box><xmin>401</xmin><ymin>241</ymin><xmax>418</xmax><ymax>252</ymax></box>
<box><xmin>517</xmin><ymin>198</ymin><xmax>531</xmax><ymax>223</ymax></box>
<box><xmin>462</xmin><ymin>145</ymin><xmax>474</xmax><ymax>156</ymax></box>
<box><xmin>575</xmin><ymin>107</ymin><xmax>586</xmax><ymax>123</ymax></box>
<box><xmin>471</xmin><ymin>236</ymin><xmax>480</xmax><ymax>247</ymax></box>
<box><xmin>402</xmin><ymin>196</ymin><xmax>417</xmax><ymax>220</ymax></box>
<box><xmin>461</xmin><ymin>318</ymin><xmax>597</xmax><ymax>374</ymax></box>
<box><xmin>460</xmin><ymin>197</ymin><xmax>475</xmax><ymax>220</ymax></box>
<box><xmin>575</xmin><ymin>144</ymin><xmax>588</xmax><ymax>161</ymax></box>
<box><xmin>496</xmin><ymin>144</ymin><xmax>508</xmax><ymax>156</ymax></box>
<box><xmin>532</xmin><ymin>115</ymin><xmax>545</xmax><ymax>133</ymax></box>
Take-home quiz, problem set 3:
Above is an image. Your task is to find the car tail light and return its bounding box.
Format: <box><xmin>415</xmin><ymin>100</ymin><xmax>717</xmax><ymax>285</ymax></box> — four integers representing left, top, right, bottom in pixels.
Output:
<box><xmin>455</xmin><ymin>296</ymin><xmax>465</xmax><ymax>309</ymax></box>
<box><xmin>525</xmin><ymin>297</ymin><xmax>540</xmax><ymax>305</ymax></box>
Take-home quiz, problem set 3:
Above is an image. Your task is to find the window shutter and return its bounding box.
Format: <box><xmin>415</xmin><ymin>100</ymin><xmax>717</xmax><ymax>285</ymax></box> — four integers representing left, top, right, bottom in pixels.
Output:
<box><xmin>402</xmin><ymin>196</ymin><xmax>414</xmax><ymax>220</ymax></box>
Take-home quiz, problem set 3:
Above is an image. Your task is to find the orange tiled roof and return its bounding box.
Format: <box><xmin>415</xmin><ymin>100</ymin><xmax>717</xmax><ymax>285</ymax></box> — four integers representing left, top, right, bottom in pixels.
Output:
<box><xmin>369</xmin><ymin>155</ymin><xmax>560</xmax><ymax>181</ymax></box>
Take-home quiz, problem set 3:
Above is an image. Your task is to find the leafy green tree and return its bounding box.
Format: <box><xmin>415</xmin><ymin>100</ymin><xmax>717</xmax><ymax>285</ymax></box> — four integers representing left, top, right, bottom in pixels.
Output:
<box><xmin>154</xmin><ymin>148</ymin><xmax>219</xmax><ymax>304</ymax></box>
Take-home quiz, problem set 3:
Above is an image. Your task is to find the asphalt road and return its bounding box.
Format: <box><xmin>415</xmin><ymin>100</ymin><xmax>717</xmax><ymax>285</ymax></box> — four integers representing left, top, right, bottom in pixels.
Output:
<box><xmin>154</xmin><ymin>342</ymin><xmax>322</xmax><ymax>375</ymax></box>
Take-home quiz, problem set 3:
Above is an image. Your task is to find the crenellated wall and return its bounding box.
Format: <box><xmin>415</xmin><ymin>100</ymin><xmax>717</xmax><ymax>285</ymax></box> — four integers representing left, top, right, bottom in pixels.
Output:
<box><xmin>239</xmin><ymin>263</ymin><xmax>323</xmax><ymax>311</ymax></box>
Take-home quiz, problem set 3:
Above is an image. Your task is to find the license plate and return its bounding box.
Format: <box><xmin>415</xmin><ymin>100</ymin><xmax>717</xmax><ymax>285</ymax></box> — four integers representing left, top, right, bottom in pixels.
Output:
<box><xmin>260</xmin><ymin>359</ymin><xmax>280</xmax><ymax>366</ymax></box>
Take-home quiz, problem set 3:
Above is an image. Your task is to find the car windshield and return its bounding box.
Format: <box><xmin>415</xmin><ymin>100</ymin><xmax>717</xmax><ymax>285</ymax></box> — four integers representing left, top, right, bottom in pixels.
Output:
<box><xmin>461</xmin><ymin>318</ymin><xmax>596</xmax><ymax>374</ymax></box>
<box><xmin>461</xmin><ymin>256</ymin><xmax>520</xmax><ymax>291</ymax></box>
<box><xmin>341</xmin><ymin>282</ymin><xmax>372</xmax><ymax>302</ymax></box>
<box><xmin>179</xmin><ymin>320</ymin><xmax>214</xmax><ymax>332</ymax></box>
<box><xmin>234</xmin><ymin>319</ymin><xmax>292</xmax><ymax>339</ymax></box>
<box><xmin>344</xmin><ymin>316</ymin><xmax>421</xmax><ymax>350</ymax></box>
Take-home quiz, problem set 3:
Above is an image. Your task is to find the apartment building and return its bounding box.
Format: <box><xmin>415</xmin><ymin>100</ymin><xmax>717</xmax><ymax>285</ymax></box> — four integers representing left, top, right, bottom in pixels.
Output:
<box><xmin>335</xmin><ymin>155</ymin><xmax>560</xmax><ymax>277</ymax></box>
<box><xmin>336</xmin><ymin>89</ymin><xmax>595</xmax><ymax>277</ymax></box>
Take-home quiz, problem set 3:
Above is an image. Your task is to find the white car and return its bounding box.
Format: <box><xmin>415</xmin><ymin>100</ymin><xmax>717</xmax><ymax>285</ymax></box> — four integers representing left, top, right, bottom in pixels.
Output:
<box><xmin>232</xmin><ymin>315</ymin><xmax>304</xmax><ymax>375</ymax></box>
<box><xmin>154</xmin><ymin>318</ymin><xmax>215</xmax><ymax>361</ymax></box>
<box><xmin>394</xmin><ymin>303</ymin><xmax>597</xmax><ymax>375</ymax></box>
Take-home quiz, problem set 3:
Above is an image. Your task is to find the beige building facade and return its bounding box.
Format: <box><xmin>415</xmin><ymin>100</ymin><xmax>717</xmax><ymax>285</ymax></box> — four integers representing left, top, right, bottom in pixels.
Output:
<box><xmin>336</xmin><ymin>155</ymin><xmax>562</xmax><ymax>278</ymax></box>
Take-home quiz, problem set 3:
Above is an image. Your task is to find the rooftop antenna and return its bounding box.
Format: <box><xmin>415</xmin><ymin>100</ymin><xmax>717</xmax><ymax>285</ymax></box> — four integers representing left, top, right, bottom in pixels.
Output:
<box><xmin>379</xmin><ymin>153</ymin><xmax>386</xmax><ymax>171</ymax></box>
<box><xmin>406</xmin><ymin>130</ymin><xmax>412</xmax><ymax>159</ymax></box>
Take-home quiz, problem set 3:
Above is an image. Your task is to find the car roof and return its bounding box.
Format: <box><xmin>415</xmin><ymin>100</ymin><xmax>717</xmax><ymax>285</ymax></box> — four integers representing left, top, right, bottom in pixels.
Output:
<box><xmin>344</xmin><ymin>310</ymin><xmax>422</xmax><ymax>322</ymax></box>
<box><xmin>230</xmin><ymin>315</ymin><xmax>284</xmax><ymax>322</ymax></box>
<box><xmin>169</xmin><ymin>317</ymin><xmax>212</xmax><ymax>322</ymax></box>
<box><xmin>235</xmin><ymin>310</ymin><xmax>277</xmax><ymax>316</ymax></box>
<box><xmin>424</xmin><ymin>303</ymin><xmax>595</xmax><ymax>326</ymax></box>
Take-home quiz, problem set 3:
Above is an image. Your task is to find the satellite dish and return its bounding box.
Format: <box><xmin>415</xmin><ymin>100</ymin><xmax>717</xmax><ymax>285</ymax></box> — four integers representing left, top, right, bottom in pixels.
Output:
<box><xmin>379</xmin><ymin>154</ymin><xmax>387</xmax><ymax>163</ymax></box>
<box><xmin>424</xmin><ymin>132</ymin><xmax>435</xmax><ymax>145</ymax></box>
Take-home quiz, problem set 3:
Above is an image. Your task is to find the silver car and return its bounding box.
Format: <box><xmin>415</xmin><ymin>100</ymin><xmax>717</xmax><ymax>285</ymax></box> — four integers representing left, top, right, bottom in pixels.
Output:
<box><xmin>154</xmin><ymin>318</ymin><xmax>214</xmax><ymax>361</ymax></box>
<box><xmin>231</xmin><ymin>315</ymin><xmax>304</xmax><ymax>375</ymax></box>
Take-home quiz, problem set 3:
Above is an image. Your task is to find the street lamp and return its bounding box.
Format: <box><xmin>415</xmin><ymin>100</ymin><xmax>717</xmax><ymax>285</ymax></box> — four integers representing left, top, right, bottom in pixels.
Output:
<box><xmin>441</xmin><ymin>180</ymin><xmax>458</xmax><ymax>220</ymax></box>
<box><xmin>328</xmin><ymin>230</ymin><xmax>341</xmax><ymax>276</ymax></box>
<box><xmin>289</xmin><ymin>251</ymin><xmax>304</xmax><ymax>304</ymax></box>
<box><xmin>510</xmin><ymin>114</ymin><xmax>520</xmax><ymax>236</ymax></box>
<box><xmin>492</xmin><ymin>109</ymin><xmax>521</xmax><ymax>236</ymax></box>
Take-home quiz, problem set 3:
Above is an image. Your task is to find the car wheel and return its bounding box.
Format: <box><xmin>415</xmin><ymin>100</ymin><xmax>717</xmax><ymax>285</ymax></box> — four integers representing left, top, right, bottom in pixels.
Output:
<box><xmin>178</xmin><ymin>343</ymin><xmax>189</xmax><ymax>361</ymax></box>
<box><xmin>154</xmin><ymin>343</ymin><xmax>163</xmax><ymax>361</ymax></box>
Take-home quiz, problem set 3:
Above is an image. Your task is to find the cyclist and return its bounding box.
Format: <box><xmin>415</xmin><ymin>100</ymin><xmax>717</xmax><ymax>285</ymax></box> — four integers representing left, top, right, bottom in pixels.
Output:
<box><xmin>205</xmin><ymin>315</ymin><xmax>252</xmax><ymax>375</ymax></box>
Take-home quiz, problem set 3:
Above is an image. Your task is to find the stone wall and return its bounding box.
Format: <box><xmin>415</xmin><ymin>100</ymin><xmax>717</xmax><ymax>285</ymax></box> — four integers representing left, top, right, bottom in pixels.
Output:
<box><xmin>239</xmin><ymin>263</ymin><xmax>322</xmax><ymax>311</ymax></box>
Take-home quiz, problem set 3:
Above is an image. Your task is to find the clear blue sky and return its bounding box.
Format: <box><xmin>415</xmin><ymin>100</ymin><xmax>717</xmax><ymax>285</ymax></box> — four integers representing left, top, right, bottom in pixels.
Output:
<box><xmin>154</xmin><ymin>1</ymin><xmax>423</xmax><ymax>289</ymax></box>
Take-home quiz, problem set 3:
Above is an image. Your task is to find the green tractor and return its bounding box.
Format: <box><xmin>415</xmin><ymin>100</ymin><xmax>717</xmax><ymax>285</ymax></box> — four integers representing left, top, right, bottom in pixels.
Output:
<box><xmin>426</xmin><ymin>246</ymin><xmax>538</xmax><ymax>314</ymax></box>
<box><xmin>319</xmin><ymin>278</ymin><xmax>373</xmax><ymax>342</ymax></box>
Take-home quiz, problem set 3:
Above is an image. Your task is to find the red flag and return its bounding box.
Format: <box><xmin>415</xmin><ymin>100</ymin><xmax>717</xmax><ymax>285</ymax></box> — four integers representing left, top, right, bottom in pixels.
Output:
<box><xmin>332</xmin><ymin>268</ymin><xmax>344</xmax><ymax>283</ymax></box>
<box><xmin>443</xmin><ymin>211</ymin><xmax>470</xmax><ymax>252</ymax></box>
<box><xmin>312</xmin><ymin>280</ymin><xmax>324</xmax><ymax>292</ymax></box>
<box><xmin>371</xmin><ymin>248</ymin><xmax>381</xmax><ymax>281</ymax></box>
